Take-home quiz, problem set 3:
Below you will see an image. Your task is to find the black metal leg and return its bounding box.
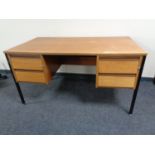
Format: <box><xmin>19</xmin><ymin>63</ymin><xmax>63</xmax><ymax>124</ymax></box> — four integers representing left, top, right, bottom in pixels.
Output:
<box><xmin>129</xmin><ymin>56</ymin><xmax>146</xmax><ymax>114</ymax></box>
<box><xmin>5</xmin><ymin>53</ymin><xmax>26</xmax><ymax>104</ymax></box>
<box><xmin>153</xmin><ymin>76</ymin><xmax>155</xmax><ymax>84</ymax></box>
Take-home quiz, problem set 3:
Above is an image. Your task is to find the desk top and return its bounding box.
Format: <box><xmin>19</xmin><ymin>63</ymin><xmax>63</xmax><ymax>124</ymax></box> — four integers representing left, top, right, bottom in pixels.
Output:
<box><xmin>5</xmin><ymin>37</ymin><xmax>147</xmax><ymax>56</ymax></box>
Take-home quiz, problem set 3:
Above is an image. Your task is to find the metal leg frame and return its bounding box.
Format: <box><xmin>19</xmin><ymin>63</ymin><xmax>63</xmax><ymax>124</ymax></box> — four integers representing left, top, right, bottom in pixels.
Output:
<box><xmin>5</xmin><ymin>54</ymin><xmax>26</xmax><ymax>104</ymax></box>
<box><xmin>5</xmin><ymin>53</ymin><xmax>146</xmax><ymax>112</ymax></box>
<box><xmin>129</xmin><ymin>56</ymin><xmax>146</xmax><ymax>114</ymax></box>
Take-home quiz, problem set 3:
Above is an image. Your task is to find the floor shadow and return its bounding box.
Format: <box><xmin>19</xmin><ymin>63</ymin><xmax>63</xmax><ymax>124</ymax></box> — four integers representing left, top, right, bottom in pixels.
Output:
<box><xmin>15</xmin><ymin>74</ymin><xmax>130</xmax><ymax>113</ymax></box>
<box><xmin>54</xmin><ymin>75</ymin><xmax>118</xmax><ymax>105</ymax></box>
<box><xmin>0</xmin><ymin>74</ymin><xmax>11</xmax><ymax>88</ymax></box>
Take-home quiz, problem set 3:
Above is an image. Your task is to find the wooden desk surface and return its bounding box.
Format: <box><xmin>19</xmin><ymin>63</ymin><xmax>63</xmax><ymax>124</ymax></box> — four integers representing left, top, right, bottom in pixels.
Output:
<box><xmin>5</xmin><ymin>37</ymin><xmax>147</xmax><ymax>56</ymax></box>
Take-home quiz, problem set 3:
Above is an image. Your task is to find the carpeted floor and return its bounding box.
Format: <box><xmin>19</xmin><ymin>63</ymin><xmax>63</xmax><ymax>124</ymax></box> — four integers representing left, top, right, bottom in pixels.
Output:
<box><xmin>0</xmin><ymin>72</ymin><xmax>155</xmax><ymax>135</ymax></box>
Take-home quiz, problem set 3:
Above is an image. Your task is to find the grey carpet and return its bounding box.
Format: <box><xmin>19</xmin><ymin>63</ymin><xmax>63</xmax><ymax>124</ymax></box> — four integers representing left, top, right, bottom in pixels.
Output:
<box><xmin>0</xmin><ymin>72</ymin><xmax>155</xmax><ymax>135</ymax></box>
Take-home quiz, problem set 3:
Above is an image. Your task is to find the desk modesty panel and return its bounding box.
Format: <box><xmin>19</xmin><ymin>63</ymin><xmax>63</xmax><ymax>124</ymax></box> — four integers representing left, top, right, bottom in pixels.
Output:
<box><xmin>4</xmin><ymin>37</ymin><xmax>147</xmax><ymax>114</ymax></box>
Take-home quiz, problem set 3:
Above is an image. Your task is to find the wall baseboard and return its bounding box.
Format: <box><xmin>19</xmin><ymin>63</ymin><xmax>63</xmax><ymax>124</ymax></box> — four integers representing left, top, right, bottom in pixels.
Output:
<box><xmin>0</xmin><ymin>69</ymin><xmax>154</xmax><ymax>81</ymax></box>
<box><xmin>0</xmin><ymin>69</ymin><xmax>10</xmax><ymax>73</ymax></box>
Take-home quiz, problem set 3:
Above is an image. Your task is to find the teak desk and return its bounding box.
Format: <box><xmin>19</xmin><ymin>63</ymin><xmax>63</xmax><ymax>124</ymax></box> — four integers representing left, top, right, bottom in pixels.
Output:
<box><xmin>4</xmin><ymin>37</ymin><xmax>147</xmax><ymax>114</ymax></box>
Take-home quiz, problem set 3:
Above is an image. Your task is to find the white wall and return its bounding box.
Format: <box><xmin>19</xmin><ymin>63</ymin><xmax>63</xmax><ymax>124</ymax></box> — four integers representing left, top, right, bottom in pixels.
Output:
<box><xmin>0</xmin><ymin>19</ymin><xmax>155</xmax><ymax>77</ymax></box>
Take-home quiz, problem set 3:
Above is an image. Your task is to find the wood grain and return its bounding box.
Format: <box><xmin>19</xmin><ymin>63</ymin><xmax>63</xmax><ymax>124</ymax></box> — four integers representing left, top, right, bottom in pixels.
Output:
<box><xmin>5</xmin><ymin>37</ymin><xmax>147</xmax><ymax>87</ymax></box>
<box><xmin>10</xmin><ymin>56</ymin><xmax>43</xmax><ymax>70</ymax></box>
<box><xmin>15</xmin><ymin>70</ymin><xmax>47</xmax><ymax>83</ymax></box>
<box><xmin>5</xmin><ymin>37</ymin><xmax>147</xmax><ymax>56</ymax></box>
<box><xmin>98</xmin><ymin>57</ymin><xmax>140</xmax><ymax>74</ymax></box>
<box><xmin>40</xmin><ymin>55</ymin><xmax>52</xmax><ymax>82</ymax></box>
<box><xmin>97</xmin><ymin>74</ymin><xmax>136</xmax><ymax>88</ymax></box>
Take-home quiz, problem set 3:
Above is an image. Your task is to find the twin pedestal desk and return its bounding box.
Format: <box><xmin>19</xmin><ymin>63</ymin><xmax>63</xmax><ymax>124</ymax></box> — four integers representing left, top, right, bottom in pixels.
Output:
<box><xmin>5</xmin><ymin>37</ymin><xmax>147</xmax><ymax>114</ymax></box>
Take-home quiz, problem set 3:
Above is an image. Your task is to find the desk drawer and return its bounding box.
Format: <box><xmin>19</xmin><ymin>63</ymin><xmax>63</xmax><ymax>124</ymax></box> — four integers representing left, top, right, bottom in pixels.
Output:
<box><xmin>97</xmin><ymin>74</ymin><xmax>136</xmax><ymax>88</ymax></box>
<box><xmin>15</xmin><ymin>70</ymin><xmax>47</xmax><ymax>83</ymax></box>
<box><xmin>98</xmin><ymin>57</ymin><xmax>139</xmax><ymax>74</ymax></box>
<box><xmin>11</xmin><ymin>56</ymin><xmax>43</xmax><ymax>70</ymax></box>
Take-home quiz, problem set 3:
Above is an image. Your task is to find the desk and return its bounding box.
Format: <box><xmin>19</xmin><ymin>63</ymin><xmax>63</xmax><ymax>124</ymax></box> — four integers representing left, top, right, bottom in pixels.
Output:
<box><xmin>4</xmin><ymin>37</ymin><xmax>147</xmax><ymax>114</ymax></box>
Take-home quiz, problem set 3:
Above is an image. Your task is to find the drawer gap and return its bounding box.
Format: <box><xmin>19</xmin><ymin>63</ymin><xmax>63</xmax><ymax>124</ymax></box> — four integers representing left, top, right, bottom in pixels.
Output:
<box><xmin>98</xmin><ymin>73</ymin><xmax>136</xmax><ymax>76</ymax></box>
<box><xmin>14</xmin><ymin>69</ymin><xmax>44</xmax><ymax>72</ymax></box>
<box><xmin>9</xmin><ymin>54</ymin><xmax>40</xmax><ymax>58</ymax></box>
<box><xmin>99</xmin><ymin>56</ymin><xmax>140</xmax><ymax>60</ymax></box>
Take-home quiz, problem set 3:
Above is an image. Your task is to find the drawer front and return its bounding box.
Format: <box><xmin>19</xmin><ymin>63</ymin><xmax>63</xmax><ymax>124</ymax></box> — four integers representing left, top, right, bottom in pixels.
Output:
<box><xmin>11</xmin><ymin>56</ymin><xmax>43</xmax><ymax>70</ymax></box>
<box><xmin>98</xmin><ymin>58</ymin><xmax>139</xmax><ymax>74</ymax></box>
<box><xmin>15</xmin><ymin>70</ymin><xmax>47</xmax><ymax>83</ymax></box>
<box><xmin>97</xmin><ymin>75</ymin><xmax>136</xmax><ymax>88</ymax></box>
